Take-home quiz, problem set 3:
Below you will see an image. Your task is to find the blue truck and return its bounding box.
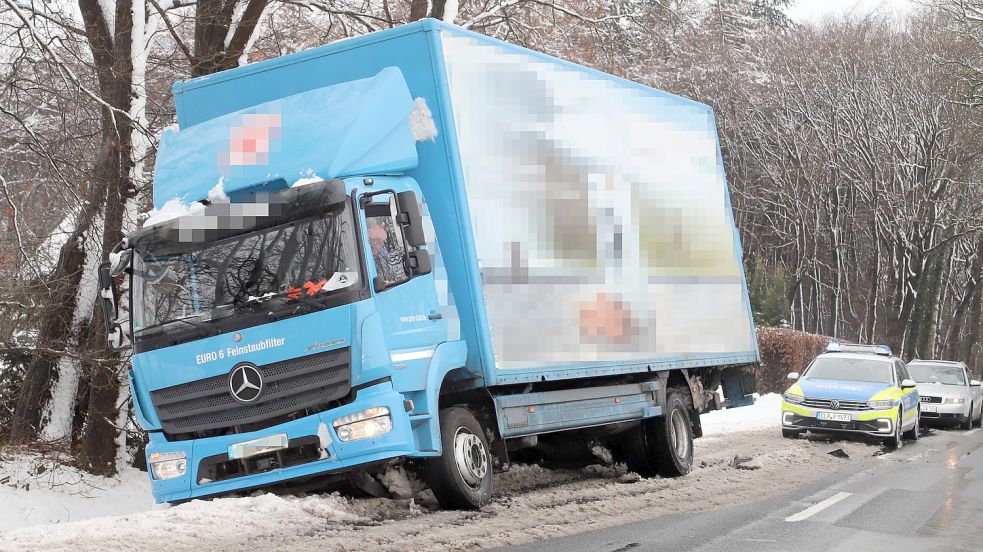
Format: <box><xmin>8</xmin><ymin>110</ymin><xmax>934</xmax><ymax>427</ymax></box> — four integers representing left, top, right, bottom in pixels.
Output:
<box><xmin>96</xmin><ymin>19</ymin><xmax>759</xmax><ymax>508</ymax></box>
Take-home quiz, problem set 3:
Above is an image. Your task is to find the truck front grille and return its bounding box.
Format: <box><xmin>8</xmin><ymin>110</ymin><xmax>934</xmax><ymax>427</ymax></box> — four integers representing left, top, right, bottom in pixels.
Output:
<box><xmin>151</xmin><ymin>348</ymin><xmax>351</xmax><ymax>439</ymax></box>
<box><xmin>801</xmin><ymin>397</ymin><xmax>871</xmax><ymax>411</ymax></box>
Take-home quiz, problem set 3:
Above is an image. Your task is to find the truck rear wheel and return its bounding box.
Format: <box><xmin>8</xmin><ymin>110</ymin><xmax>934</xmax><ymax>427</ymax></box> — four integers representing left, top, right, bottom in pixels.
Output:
<box><xmin>425</xmin><ymin>407</ymin><xmax>493</xmax><ymax>509</ymax></box>
<box><xmin>623</xmin><ymin>388</ymin><xmax>694</xmax><ymax>478</ymax></box>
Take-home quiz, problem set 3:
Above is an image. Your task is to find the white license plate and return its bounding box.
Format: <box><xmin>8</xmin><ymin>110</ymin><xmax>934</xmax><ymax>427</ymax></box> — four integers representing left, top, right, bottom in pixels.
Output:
<box><xmin>922</xmin><ymin>405</ymin><xmax>938</xmax><ymax>413</ymax></box>
<box><xmin>228</xmin><ymin>433</ymin><xmax>289</xmax><ymax>460</ymax></box>
<box><xmin>817</xmin><ymin>412</ymin><xmax>852</xmax><ymax>422</ymax></box>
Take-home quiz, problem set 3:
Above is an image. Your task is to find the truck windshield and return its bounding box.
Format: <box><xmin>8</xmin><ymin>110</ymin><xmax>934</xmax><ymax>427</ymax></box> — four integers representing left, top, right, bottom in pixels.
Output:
<box><xmin>132</xmin><ymin>202</ymin><xmax>361</xmax><ymax>339</ymax></box>
<box><xmin>804</xmin><ymin>357</ymin><xmax>894</xmax><ymax>384</ymax></box>
<box><xmin>907</xmin><ymin>363</ymin><xmax>966</xmax><ymax>386</ymax></box>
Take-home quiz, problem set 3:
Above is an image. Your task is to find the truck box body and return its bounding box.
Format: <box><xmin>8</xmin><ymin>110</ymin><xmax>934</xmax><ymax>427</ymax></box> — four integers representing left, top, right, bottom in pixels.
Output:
<box><xmin>125</xmin><ymin>19</ymin><xmax>758</xmax><ymax>503</ymax></box>
<box><xmin>162</xmin><ymin>20</ymin><xmax>758</xmax><ymax>386</ymax></box>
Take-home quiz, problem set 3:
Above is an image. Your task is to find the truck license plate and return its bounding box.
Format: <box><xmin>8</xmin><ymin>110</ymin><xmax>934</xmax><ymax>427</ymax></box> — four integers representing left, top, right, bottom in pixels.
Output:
<box><xmin>817</xmin><ymin>412</ymin><xmax>851</xmax><ymax>422</ymax></box>
<box><xmin>228</xmin><ymin>433</ymin><xmax>289</xmax><ymax>460</ymax></box>
<box><xmin>922</xmin><ymin>405</ymin><xmax>938</xmax><ymax>413</ymax></box>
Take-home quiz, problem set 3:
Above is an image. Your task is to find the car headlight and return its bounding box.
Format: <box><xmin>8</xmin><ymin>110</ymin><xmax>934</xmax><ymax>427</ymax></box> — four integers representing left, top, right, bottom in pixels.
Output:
<box><xmin>783</xmin><ymin>392</ymin><xmax>805</xmax><ymax>404</ymax></box>
<box><xmin>333</xmin><ymin>406</ymin><xmax>392</xmax><ymax>442</ymax></box>
<box><xmin>945</xmin><ymin>397</ymin><xmax>966</xmax><ymax>405</ymax></box>
<box><xmin>867</xmin><ymin>400</ymin><xmax>895</xmax><ymax>410</ymax></box>
<box><xmin>148</xmin><ymin>451</ymin><xmax>187</xmax><ymax>480</ymax></box>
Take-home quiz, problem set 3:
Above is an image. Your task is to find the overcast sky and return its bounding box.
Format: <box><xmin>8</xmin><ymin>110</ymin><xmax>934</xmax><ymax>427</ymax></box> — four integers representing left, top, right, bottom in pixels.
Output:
<box><xmin>785</xmin><ymin>0</ymin><xmax>917</xmax><ymax>23</ymax></box>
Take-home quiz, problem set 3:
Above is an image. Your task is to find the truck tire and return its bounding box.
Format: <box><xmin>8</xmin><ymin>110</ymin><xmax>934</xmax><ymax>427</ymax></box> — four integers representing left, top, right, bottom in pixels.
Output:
<box><xmin>623</xmin><ymin>388</ymin><xmax>694</xmax><ymax>478</ymax></box>
<box><xmin>425</xmin><ymin>407</ymin><xmax>493</xmax><ymax>510</ymax></box>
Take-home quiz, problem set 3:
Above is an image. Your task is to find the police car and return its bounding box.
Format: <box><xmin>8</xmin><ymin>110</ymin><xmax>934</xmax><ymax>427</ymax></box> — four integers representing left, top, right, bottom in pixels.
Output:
<box><xmin>781</xmin><ymin>343</ymin><xmax>920</xmax><ymax>447</ymax></box>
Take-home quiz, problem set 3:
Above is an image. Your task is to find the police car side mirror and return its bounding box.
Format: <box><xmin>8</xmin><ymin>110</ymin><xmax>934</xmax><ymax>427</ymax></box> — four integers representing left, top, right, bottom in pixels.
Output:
<box><xmin>901</xmin><ymin>379</ymin><xmax>917</xmax><ymax>389</ymax></box>
<box><xmin>786</xmin><ymin>372</ymin><xmax>799</xmax><ymax>381</ymax></box>
<box><xmin>971</xmin><ymin>380</ymin><xmax>981</xmax><ymax>387</ymax></box>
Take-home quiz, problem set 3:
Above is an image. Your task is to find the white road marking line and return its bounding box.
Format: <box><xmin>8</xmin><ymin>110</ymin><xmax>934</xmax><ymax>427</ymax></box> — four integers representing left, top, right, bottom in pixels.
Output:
<box><xmin>785</xmin><ymin>492</ymin><xmax>853</xmax><ymax>522</ymax></box>
<box><xmin>964</xmin><ymin>429</ymin><xmax>980</xmax><ymax>437</ymax></box>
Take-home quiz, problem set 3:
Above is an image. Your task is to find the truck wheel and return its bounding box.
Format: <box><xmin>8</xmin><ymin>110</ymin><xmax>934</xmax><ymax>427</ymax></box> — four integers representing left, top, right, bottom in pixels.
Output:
<box><xmin>424</xmin><ymin>407</ymin><xmax>493</xmax><ymax>510</ymax></box>
<box><xmin>623</xmin><ymin>388</ymin><xmax>694</xmax><ymax>478</ymax></box>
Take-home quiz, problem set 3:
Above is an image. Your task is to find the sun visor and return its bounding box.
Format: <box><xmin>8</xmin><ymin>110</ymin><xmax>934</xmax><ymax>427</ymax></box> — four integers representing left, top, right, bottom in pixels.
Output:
<box><xmin>153</xmin><ymin>66</ymin><xmax>418</xmax><ymax>208</ymax></box>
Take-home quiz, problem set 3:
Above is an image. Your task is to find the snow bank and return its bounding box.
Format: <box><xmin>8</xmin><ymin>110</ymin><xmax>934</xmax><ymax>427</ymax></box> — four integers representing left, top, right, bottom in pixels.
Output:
<box><xmin>699</xmin><ymin>393</ymin><xmax>782</xmax><ymax>436</ymax></box>
<box><xmin>0</xmin><ymin>491</ymin><xmax>358</xmax><ymax>551</ymax></box>
<box><xmin>0</xmin><ymin>452</ymin><xmax>157</xmax><ymax>532</ymax></box>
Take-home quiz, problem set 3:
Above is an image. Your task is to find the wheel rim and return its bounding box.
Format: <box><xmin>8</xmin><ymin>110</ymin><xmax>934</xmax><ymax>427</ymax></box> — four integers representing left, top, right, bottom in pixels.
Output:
<box><xmin>896</xmin><ymin>413</ymin><xmax>902</xmax><ymax>446</ymax></box>
<box><xmin>453</xmin><ymin>427</ymin><xmax>487</xmax><ymax>489</ymax></box>
<box><xmin>669</xmin><ymin>408</ymin><xmax>691</xmax><ymax>459</ymax></box>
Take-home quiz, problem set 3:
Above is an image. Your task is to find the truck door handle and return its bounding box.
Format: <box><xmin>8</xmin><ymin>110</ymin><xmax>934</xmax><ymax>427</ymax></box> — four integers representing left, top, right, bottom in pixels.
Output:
<box><xmin>428</xmin><ymin>312</ymin><xmax>443</xmax><ymax>320</ymax></box>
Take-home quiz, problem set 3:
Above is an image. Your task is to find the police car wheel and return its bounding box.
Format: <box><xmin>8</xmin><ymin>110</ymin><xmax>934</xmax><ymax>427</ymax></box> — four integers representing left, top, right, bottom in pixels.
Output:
<box><xmin>903</xmin><ymin>409</ymin><xmax>919</xmax><ymax>441</ymax></box>
<box><xmin>887</xmin><ymin>411</ymin><xmax>903</xmax><ymax>449</ymax></box>
<box><xmin>425</xmin><ymin>407</ymin><xmax>493</xmax><ymax>510</ymax></box>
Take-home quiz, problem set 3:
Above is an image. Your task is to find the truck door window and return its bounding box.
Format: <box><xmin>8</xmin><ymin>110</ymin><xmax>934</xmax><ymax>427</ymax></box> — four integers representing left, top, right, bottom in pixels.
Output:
<box><xmin>366</xmin><ymin>207</ymin><xmax>410</xmax><ymax>288</ymax></box>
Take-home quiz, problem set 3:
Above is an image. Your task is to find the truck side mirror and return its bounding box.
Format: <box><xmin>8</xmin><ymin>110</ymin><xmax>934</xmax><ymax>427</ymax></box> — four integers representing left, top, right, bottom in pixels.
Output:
<box><xmin>407</xmin><ymin>249</ymin><xmax>432</xmax><ymax>276</ymax></box>
<box><xmin>98</xmin><ymin>261</ymin><xmax>124</xmax><ymax>351</ymax></box>
<box><xmin>396</xmin><ymin>191</ymin><xmax>426</xmax><ymax>248</ymax></box>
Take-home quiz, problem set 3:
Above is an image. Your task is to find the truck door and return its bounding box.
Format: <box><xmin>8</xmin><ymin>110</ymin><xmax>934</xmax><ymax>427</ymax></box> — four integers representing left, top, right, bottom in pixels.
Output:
<box><xmin>361</xmin><ymin>190</ymin><xmax>445</xmax><ymax>365</ymax></box>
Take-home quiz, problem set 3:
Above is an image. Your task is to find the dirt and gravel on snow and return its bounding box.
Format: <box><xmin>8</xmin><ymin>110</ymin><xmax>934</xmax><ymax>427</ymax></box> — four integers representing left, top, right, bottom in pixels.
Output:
<box><xmin>0</xmin><ymin>429</ymin><xmax>887</xmax><ymax>552</ymax></box>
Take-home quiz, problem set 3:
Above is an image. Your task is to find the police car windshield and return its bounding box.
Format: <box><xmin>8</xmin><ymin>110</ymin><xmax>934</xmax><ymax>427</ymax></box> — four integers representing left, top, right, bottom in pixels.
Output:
<box><xmin>907</xmin><ymin>363</ymin><xmax>966</xmax><ymax>386</ymax></box>
<box><xmin>804</xmin><ymin>357</ymin><xmax>894</xmax><ymax>384</ymax></box>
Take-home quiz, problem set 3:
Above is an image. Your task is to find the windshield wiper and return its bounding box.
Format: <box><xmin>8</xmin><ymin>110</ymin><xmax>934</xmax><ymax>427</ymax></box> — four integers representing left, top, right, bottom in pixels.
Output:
<box><xmin>137</xmin><ymin>314</ymin><xmax>218</xmax><ymax>338</ymax></box>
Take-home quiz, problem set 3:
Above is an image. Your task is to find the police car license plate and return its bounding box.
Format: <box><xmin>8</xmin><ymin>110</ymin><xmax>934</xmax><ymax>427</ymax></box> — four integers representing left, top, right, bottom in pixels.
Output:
<box><xmin>922</xmin><ymin>405</ymin><xmax>938</xmax><ymax>413</ymax></box>
<box><xmin>817</xmin><ymin>412</ymin><xmax>851</xmax><ymax>422</ymax></box>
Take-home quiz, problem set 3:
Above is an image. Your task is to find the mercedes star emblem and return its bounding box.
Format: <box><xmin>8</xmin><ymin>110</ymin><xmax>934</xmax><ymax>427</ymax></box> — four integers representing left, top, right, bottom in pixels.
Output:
<box><xmin>229</xmin><ymin>363</ymin><xmax>263</xmax><ymax>403</ymax></box>
<box><xmin>830</xmin><ymin>400</ymin><xmax>840</xmax><ymax>410</ymax></box>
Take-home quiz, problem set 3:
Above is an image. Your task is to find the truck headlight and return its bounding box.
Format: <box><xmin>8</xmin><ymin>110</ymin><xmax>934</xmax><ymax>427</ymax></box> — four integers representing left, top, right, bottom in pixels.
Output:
<box><xmin>867</xmin><ymin>400</ymin><xmax>895</xmax><ymax>410</ymax></box>
<box><xmin>945</xmin><ymin>397</ymin><xmax>966</xmax><ymax>405</ymax></box>
<box><xmin>333</xmin><ymin>406</ymin><xmax>392</xmax><ymax>442</ymax></box>
<box><xmin>783</xmin><ymin>393</ymin><xmax>805</xmax><ymax>404</ymax></box>
<box><xmin>148</xmin><ymin>451</ymin><xmax>187</xmax><ymax>480</ymax></box>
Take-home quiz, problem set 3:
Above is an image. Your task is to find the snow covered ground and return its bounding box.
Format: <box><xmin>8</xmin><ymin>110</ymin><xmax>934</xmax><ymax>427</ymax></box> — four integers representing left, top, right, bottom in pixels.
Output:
<box><xmin>700</xmin><ymin>393</ymin><xmax>781</xmax><ymax>436</ymax></box>
<box><xmin>0</xmin><ymin>394</ymin><xmax>791</xmax><ymax>550</ymax></box>
<box><xmin>0</xmin><ymin>452</ymin><xmax>158</xmax><ymax>532</ymax></box>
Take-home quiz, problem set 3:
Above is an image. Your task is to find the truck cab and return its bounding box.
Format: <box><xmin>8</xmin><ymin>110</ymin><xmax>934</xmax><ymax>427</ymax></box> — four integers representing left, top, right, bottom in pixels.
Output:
<box><xmin>110</xmin><ymin>175</ymin><xmax>460</xmax><ymax>503</ymax></box>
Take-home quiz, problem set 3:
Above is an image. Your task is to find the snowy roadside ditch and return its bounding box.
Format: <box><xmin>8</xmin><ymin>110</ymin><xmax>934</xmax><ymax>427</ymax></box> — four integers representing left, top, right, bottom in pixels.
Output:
<box><xmin>0</xmin><ymin>394</ymin><xmax>783</xmax><ymax>541</ymax></box>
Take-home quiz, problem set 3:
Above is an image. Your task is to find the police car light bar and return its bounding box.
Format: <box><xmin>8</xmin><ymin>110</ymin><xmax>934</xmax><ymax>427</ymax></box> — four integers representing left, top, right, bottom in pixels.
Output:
<box><xmin>825</xmin><ymin>341</ymin><xmax>892</xmax><ymax>356</ymax></box>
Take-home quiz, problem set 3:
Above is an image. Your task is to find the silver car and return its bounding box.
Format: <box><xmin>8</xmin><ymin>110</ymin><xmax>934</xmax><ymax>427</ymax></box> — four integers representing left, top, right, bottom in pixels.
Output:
<box><xmin>907</xmin><ymin>360</ymin><xmax>983</xmax><ymax>429</ymax></box>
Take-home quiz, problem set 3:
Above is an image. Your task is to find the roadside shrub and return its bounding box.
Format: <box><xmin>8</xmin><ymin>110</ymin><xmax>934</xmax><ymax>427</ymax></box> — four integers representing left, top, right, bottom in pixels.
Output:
<box><xmin>754</xmin><ymin>327</ymin><xmax>831</xmax><ymax>394</ymax></box>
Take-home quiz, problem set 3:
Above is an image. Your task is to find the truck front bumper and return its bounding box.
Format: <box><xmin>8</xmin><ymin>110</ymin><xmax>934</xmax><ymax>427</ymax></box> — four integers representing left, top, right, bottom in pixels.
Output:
<box><xmin>146</xmin><ymin>380</ymin><xmax>416</xmax><ymax>503</ymax></box>
<box><xmin>781</xmin><ymin>400</ymin><xmax>899</xmax><ymax>439</ymax></box>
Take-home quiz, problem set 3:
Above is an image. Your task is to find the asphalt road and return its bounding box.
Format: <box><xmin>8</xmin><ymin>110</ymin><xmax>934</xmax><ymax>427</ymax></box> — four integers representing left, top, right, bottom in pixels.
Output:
<box><xmin>493</xmin><ymin>426</ymin><xmax>983</xmax><ymax>552</ymax></box>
